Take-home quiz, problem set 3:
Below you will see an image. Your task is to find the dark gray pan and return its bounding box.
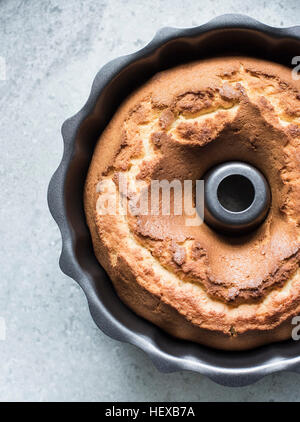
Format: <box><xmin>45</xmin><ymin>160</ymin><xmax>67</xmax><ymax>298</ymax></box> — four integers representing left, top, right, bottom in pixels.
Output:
<box><xmin>47</xmin><ymin>14</ymin><xmax>300</xmax><ymax>387</ymax></box>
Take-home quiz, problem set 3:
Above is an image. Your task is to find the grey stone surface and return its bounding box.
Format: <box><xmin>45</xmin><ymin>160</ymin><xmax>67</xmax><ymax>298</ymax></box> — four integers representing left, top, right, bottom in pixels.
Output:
<box><xmin>0</xmin><ymin>0</ymin><xmax>300</xmax><ymax>402</ymax></box>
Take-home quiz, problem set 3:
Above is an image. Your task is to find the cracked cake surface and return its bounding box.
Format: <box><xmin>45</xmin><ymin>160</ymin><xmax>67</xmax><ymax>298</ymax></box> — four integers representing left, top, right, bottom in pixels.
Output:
<box><xmin>84</xmin><ymin>57</ymin><xmax>300</xmax><ymax>350</ymax></box>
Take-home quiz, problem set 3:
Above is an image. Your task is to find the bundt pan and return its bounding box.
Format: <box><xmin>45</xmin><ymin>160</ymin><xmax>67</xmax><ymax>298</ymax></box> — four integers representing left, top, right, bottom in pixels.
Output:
<box><xmin>48</xmin><ymin>14</ymin><xmax>300</xmax><ymax>386</ymax></box>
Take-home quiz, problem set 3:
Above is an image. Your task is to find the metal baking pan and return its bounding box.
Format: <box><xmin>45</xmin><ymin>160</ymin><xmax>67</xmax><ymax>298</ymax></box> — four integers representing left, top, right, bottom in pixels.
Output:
<box><xmin>47</xmin><ymin>14</ymin><xmax>300</xmax><ymax>387</ymax></box>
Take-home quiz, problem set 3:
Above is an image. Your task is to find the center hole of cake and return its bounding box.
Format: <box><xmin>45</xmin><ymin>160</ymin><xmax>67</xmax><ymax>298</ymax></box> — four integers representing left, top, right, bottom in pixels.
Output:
<box><xmin>217</xmin><ymin>175</ymin><xmax>255</xmax><ymax>212</ymax></box>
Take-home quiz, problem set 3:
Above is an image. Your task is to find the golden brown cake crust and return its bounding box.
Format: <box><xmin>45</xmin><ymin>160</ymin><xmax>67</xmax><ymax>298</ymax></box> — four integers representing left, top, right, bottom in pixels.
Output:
<box><xmin>84</xmin><ymin>57</ymin><xmax>300</xmax><ymax>350</ymax></box>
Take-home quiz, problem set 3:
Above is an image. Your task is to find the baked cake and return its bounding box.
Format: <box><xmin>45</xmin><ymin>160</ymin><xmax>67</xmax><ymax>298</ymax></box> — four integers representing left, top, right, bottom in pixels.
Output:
<box><xmin>84</xmin><ymin>57</ymin><xmax>300</xmax><ymax>350</ymax></box>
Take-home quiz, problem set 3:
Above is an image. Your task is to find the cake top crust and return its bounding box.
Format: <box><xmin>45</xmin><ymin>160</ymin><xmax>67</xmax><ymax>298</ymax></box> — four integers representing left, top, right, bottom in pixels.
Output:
<box><xmin>85</xmin><ymin>57</ymin><xmax>300</xmax><ymax>336</ymax></box>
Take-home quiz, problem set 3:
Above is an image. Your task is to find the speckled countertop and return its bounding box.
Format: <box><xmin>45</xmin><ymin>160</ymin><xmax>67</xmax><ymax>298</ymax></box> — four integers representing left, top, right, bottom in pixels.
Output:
<box><xmin>1</xmin><ymin>0</ymin><xmax>300</xmax><ymax>402</ymax></box>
